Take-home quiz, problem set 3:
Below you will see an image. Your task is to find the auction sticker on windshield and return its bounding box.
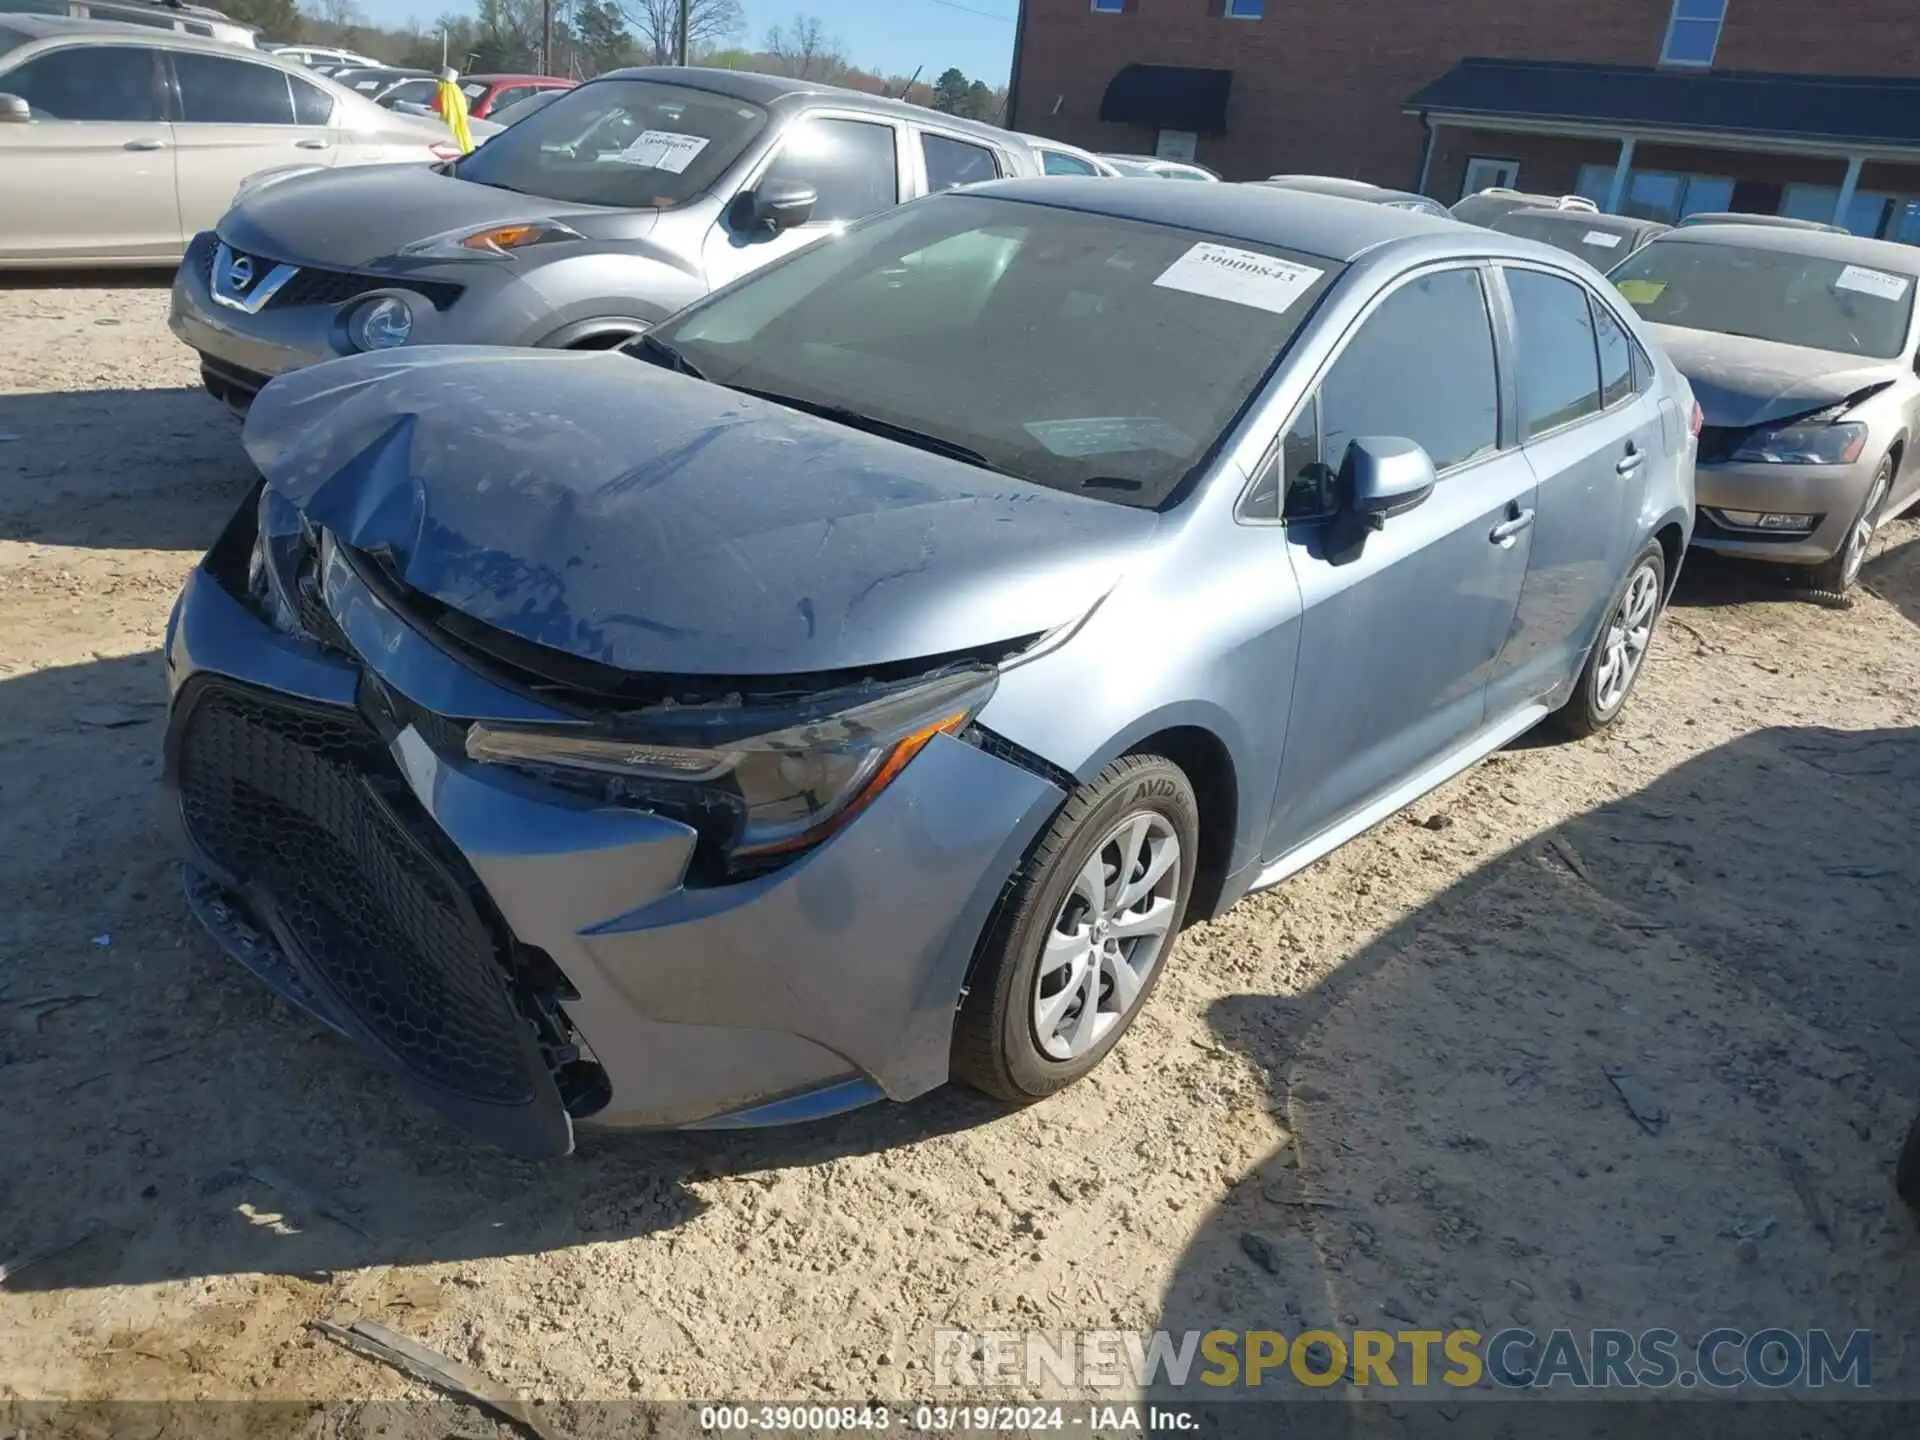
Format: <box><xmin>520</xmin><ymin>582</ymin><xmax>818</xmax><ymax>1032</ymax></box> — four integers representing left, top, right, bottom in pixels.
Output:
<box><xmin>1835</xmin><ymin>264</ymin><xmax>1911</xmax><ymax>302</ymax></box>
<box><xmin>1582</xmin><ymin>231</ymin><xmax>1623</xmax><ymax>249</ymax></box>
<box><xmin>1153</xmin><ymin>243</ymin><xmax>1322</xmax><ymax>316</ymax></box>
<box><xmin>615</xmin><ymin>130</ymin><xmax>711</xmax><ymax>173</ymax></box>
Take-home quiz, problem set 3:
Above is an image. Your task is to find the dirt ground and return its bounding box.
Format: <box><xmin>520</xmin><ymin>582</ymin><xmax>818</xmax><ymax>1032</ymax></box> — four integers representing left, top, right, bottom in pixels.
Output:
<box><xmin>3</xmin><ymin>278</ymin><xmax>1920</xmax><ymax>1425</ymax></box>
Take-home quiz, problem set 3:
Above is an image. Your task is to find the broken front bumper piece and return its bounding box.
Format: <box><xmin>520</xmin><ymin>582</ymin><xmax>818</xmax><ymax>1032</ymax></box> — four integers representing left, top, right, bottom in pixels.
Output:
<box><xmin>161</xmin><ymin>548</ymin><xmax>1063</xmax><ymax>1158</ymax></box>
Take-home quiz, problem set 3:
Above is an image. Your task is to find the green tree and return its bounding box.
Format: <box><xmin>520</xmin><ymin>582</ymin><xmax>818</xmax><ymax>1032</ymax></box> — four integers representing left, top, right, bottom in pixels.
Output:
<box><xmin>963</xmin><ymin>78</ymin><xmax>995</xmax><ymax>120</ymax></box>
<box><xmin>573</xmin><ymin>0</ymin><xmax>632</xmax><ymax>74</ymax></box>
<box><xmin>224</xmin><ymin>0</ymin><xmax>302</xmax><ymax>41</ymax></box>
<box><xmin>930</xmin><ymin>66</ymin><xmax>969</xmax><ymax>114</ymax></box>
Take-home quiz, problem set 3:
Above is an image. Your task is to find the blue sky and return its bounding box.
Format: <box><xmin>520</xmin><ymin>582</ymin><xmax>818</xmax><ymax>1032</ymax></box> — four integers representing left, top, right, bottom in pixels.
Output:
<box><xmin>353</xmin><ymin>0</ymin><xmax>1021</xmax><ymax>85</ymax></box>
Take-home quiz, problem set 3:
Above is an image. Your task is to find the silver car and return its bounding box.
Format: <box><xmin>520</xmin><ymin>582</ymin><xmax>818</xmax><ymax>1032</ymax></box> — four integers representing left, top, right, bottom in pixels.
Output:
<box><xmin>1609</xmin><ymin>224</ymin><xmax>1920</xmax><ymax>593</ymax></box>
<box><xmin>169</xmin><ymin>67</ymin><xmax>1042</xmax><ymax>408</ymax></box>
<box><xmin>162</xmin><ymin>181</ymin><xmax>1694</xmax><ymax>1156</ymax></box>
<box><xmin>0</xmin><ymin>16</ymin><xmax>462</xmax><ymax>267</ymax></box>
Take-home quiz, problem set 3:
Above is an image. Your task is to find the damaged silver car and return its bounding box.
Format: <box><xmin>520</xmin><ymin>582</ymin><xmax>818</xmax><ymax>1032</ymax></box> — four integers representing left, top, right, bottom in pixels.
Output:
<box><xmin>1609</xmin><ymin>224</ymin><xmax>1920</xmax><ymax>593</ymax></box>
<box><xmin>163</xmin><ymin>180</ymin><xmax>1695</xmax><ymax>1156</ymax></box>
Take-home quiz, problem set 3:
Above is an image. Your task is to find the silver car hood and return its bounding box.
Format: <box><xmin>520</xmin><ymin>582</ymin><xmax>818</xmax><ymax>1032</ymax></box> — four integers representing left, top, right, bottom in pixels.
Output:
<box><xmin>1647</xmin><ymin>323</ymin><xmax>1898</xmax><ymax>428</ymax></box>
<box><xmin>218</xmin><ymin>164</ymin><xmax>654</xmax><ymax>269</ymax></box>
<box><xmin>241</xmin><ymin>349</ymin><xmax>1157</xmax><ymax>678</ymax></box>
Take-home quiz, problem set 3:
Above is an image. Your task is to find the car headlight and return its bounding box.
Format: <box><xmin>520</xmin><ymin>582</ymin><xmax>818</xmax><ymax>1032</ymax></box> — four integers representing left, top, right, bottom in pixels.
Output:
<box><xmin>1730</xmin><ymin>420</ymin><xmax>1867</xmax><ymax>465</ymax></box>
<box><xmin>348</xmin><ymin>296</ymin><xmax>414</xmax><ymax>351</ymax></box>
<box><xmin>465</xmin><ymin>667</ymin><xmax>998</xmax><ymax>862</ymax></box>
<box><xmin>397</xmin><ymin>220</ymin><xmax>585</xmax><ymax>261</ymax></box>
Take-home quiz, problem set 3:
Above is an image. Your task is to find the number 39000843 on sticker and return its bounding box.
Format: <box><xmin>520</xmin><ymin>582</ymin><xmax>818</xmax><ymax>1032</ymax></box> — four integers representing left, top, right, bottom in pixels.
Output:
<box><xmin>1152</xmin><ymin>242</ymin><xmax>1324</xmax><ymax>316</ymax></box>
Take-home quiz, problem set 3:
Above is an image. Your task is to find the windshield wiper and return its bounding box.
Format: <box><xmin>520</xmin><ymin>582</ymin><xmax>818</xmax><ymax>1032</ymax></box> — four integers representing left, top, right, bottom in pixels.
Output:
<box><xmin>730</xmin><ymin>386</ymin><xmax>1004</xmax><ymax>473</ymax></box>
<box><xmin>629</xmin><ymin>332</ymin><xmax>705</xmax><ymax>379</ymax></box>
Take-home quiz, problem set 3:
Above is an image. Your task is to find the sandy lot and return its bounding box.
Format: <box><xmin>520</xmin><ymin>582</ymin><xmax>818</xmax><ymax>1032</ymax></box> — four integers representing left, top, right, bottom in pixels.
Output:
<box><xmin>3</xmin><ymin>279</ymin><xmax>1920</xmax><ymax>1426</ymax></box>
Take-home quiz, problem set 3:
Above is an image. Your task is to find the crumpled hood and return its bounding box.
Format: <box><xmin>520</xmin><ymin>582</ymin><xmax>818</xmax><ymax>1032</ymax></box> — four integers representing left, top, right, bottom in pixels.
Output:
<box><xmin>242</xmin><ymin>349</ymin><xmax>1158</xmax><ymax>677</ymax></box>
<box><xmin>1648</xmin><ymin>323</ymin><xmax>1897</xmax><ymax>429</ymax></box>
<box><xmin>219</xmin><ymin>165</ymin><xmax>649</xmax><ymax>270</ymax></box>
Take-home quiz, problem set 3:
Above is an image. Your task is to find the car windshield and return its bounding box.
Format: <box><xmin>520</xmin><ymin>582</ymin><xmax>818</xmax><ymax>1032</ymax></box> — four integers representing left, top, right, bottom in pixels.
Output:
<box><xmin>647</xmin><ymin>193</ymin><xmax>1342</xmax><ymax>508</ymax></box>
<box><xmin>1610</xmin><ymin>240</ymin><xmax>1917</xmax><ymax>359</ymax></box>
<box><xmin>1495</xmin><ymin>211</ymin><xmax>1645</xmax><ymax>267</ymax></box>
<box><xmin>450</xmin><ymin>78</ymin><xmax>767</xmax><ymax>208</ymax></box>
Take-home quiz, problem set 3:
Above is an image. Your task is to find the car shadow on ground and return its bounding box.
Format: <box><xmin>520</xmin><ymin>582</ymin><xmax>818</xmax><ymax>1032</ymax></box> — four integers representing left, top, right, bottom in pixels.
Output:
<box><xmin>0</xmin><ymin>387</ymin><xmax>246</xmax><ymax>552</ymax></box>
<box><xmin>0</xmin><ymin>647</ymin><xmax>1010</xmax><ymax>1295</ymax></box>
<box><xmin>0</xmin><ymin>268</ymin><xmax>173</xmax><ymax>292</ymax></box>
<box><xmin>1150</xmin><ymin>722</ymin><xmax>1920</xmax><ymax>1434</ymax></box>
<box><xmin>1863</xmin><ymin>523</ymin><xmax>1920</xmax><ymax>632</ymax></box>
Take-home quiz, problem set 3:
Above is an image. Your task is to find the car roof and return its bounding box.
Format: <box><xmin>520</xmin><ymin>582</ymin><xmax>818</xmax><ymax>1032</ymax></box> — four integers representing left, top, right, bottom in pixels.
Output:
<box><xmin>1501</xmin><ymin>206</ymin><xmax>1665</xmax><ymax>235</ymax></box>
<box><xmin>0</xmin><ymin>12</ymin><xmax>286</xmax><ymax>53</ymax></box>
<box><xmin>1250</xmin><ymin>178</ymin><xmax>1433</xmax><ymax>207</ymax></box>
<box><xmin>1677</xmin><ymin>211</ymin><xmax>1842</xmax><ymax>233</ymax></box>
<box><xmin>467</xmin><ymin>73</ymin><xmax>571</xmax><ymax>84</ymax></box>
<box><xmin>1644</xmin><ymin>221</ymin><xmax>1920</xmax><ymax>273</ymax></box>
<box><xmin>962</xmin><ymin>176</ymin><xmax>1490</xmax><ymax>262</ymax></box>
<box><xmin>595</xmin><ymin>64</ymin><xmax>1027</xmax><ymax>147</ymax></box>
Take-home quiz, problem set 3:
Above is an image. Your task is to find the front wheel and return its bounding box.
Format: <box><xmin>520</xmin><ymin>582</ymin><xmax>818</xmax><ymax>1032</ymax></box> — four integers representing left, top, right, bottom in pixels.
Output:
<box><xmin>952</xmin><ymin>754</ymin><xmax>1199</xmax><ymax>1103</ymax></box>
<box><xmin>1552</xmin><ymin>540</ymin><xmax>1666</xmax><ymax>739</ymax></box>
<box><xmin>1807</xmin><ymin>456</ymin><xmax>1892</xmax><ymax>598</ymax></box>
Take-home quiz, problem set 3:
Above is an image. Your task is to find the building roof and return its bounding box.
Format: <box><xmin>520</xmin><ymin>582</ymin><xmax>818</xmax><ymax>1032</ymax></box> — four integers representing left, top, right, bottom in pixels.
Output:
<box><xmin>1646</xmin><ymin>221</ymin><xmax>1920</xmax><ymax>275</ymax></box>
<box><xmin>963</xmin><ymin>176</ymin><xmax>1472</xmax><ymax>263</ymax></box>
<box><xmin>1408</xmin><ymin>56</ymin><xmax>1920</xmax><ymax>151</ymax></box>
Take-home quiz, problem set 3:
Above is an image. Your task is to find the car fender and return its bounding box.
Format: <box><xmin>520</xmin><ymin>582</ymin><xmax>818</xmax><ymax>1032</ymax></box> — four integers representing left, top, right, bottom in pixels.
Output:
<box><xmin>512</xmin><ymin>247</ymin><xmax>708</xmax><ymax>347</ymax></box>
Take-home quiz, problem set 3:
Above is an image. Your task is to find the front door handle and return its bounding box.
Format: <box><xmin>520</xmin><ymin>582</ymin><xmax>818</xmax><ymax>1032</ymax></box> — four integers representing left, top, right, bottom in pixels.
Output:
<box><xmin>123</xmin><ymin>137</ymin><xmax>167</xmax><ymax>151</ymax></box>
<box><xmin>295</xmin><ymin>138</ymin><xmax>331</xmax><ymax>150</ymax></box>
<box><xmin>1616</xmin><ymin>445</ymin><xmax>1645</xmax><ymax>476</ymax></box>
<box><xmin>1490</xmin><ymin>508</ymin><xmax>1535</xmax><ymax>547</ymax></box>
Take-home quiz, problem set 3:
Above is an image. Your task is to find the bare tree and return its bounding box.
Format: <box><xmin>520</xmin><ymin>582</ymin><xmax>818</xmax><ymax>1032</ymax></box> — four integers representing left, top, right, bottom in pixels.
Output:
<box><xmin>763</xmin><ymin>13</ymin><xmax>845</xmax><ymax>82</ymax></box>
<box><xmin>619</xmin><ymin>0</ymin><xmax>743</xmax><ymax>64</ymax></box>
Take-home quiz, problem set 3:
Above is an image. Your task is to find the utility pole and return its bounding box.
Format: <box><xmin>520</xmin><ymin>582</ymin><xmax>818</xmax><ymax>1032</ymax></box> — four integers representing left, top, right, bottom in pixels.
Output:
<box><xmin>541</xmin><ymin>0</ymin><xmax>555</xmax><ymax>75</ymax></box>
<box><xmin>675</xmin><ymin>0</ymin><xmax>690</xmax><ymax>65</ymax></box>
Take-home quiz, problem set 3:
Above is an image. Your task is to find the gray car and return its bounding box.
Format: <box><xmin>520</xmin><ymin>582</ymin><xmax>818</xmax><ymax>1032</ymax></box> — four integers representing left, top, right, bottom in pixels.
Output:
<box><xmin>169</xmin><ymin>66</ymin><xmax>1042</xmax><ymax>408</ymax></box>
<box><xmin>1609</xmin><ymin>224</ymin><xmax>1920</xmax><ymax>592</ymax></box>
<box><xmin>1486</xmin><ymin>207</ymin><xmax>1669</xmax><ymax>269</ymax></box>
<box><xmin>161</xmin><ymin>180</ymin><xmax>1694</xmax><ymax>1156</ymax></box>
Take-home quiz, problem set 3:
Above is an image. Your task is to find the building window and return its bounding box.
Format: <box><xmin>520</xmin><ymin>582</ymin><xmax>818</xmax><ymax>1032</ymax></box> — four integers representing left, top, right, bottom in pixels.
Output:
<box><xmin>1090</xmin><ymin>0</ymin><xmax>1124</xmax><ymax>12</ymax></box>
<box><xmin>1661</xmin><ymin>0</ymin><xmax>1727</xmax><ymax>68</ymax></box>
<box><xmin>1226</xmin><ymin>0</ymin><xmax>1265</xmax><ymax>17</ymax></box>
<box><xmin>1782</xmin><ymin>184</ymin><xmax>1895</xmax><ymax>237</ymax></box>
<box><xmin>1462</xmin><ymin>157</ymin><xmax>1520</xmax><ymax>197</ymax></box>
<box><xmin>1575</xmin><ymin>164</ymin><xmax>1731</xmax><ymax>221</ymax></box>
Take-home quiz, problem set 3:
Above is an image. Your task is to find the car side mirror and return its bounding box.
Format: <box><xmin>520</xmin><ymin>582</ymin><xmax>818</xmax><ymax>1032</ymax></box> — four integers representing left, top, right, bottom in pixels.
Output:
<box><xmin>731</xmin><ymin>178</ymin><xmax>817</xmax><ymax>234</ymax></box>
<box><xmin>0</xmin><ymin>94</ymin><xmax>30</xmax><ymax>124</ymax></box>
<box><xmin>1342</xmin><ymin>436</ymin><xmax>1437</xmax><ymax>529</ymax></box>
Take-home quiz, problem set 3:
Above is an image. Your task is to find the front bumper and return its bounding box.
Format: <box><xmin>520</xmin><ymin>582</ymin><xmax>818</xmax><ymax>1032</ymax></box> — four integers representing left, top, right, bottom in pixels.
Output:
<box><xmin>168</xmin><ymin>231</ymin><xmax>489</xmax><ymax>409</ymax></box>
<box><xmin>1690</xmin><ymin>456</ymin><xmax>1878</xmax><ymax>565</ymax></box>
<box><xmin>161</xmin><ymin>542</ymin><xmax>1064</xmax><ymax>1156</ymax></box>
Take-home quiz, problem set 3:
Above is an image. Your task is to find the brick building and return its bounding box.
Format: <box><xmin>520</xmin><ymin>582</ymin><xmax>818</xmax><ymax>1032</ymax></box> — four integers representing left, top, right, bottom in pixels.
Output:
<box><xmin>1006</xmin><ymin>1</ymin><xmax>1920</xmax><ymax>240</ymax></box>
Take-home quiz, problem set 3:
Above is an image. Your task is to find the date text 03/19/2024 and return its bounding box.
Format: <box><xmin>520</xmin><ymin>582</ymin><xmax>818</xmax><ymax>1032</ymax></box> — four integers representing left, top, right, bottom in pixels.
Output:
<box><xmin>696</xmin><ymin>1405</ymin><xmax>1198</xmax><ymax>1432</ymax></box>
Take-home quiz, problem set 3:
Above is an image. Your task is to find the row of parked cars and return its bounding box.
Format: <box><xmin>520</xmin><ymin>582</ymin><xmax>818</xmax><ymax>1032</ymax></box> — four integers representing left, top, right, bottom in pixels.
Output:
<box><xmin>11</xmin><ymin>57</ymin><xmax>1909</xmax><ymax>1155</ymax></box>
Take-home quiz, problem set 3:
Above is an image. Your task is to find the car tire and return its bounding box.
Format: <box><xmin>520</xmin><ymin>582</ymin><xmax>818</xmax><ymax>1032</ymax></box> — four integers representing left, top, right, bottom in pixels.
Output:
<box><xmin>1899</xmin><ymin>1110</ymin><xmax>1920</xmax><ymax>1212</ymax></box>
<box><xmin>952</xmin><ymin>753</ymin><xmax>1199</xmax><ymax>1104</ymax></box>
<box><xmin>1552</xmin><ymin>539</ymin><xmax>1667</xmax><ymax>740</ymax></box>
<box><xmin>1806</xmin><ymin>455</ymin><xmax>1892</xmax><ymax>600</ymax></box>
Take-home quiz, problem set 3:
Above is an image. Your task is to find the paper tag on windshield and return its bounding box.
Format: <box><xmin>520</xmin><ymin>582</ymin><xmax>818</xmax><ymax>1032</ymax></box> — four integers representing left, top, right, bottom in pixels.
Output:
<box><xmin>1582</xmin><ymin>230</ymin><xmax>1623</xmax><ymax>248</ymax></box>
<box><xmin>615</xmin><ymin>130</ymin><xmax>711</xmax><ymax>173</ymax></box>
<box><xmin>1835</xmin><ymin>264</ymin><xmax>1910</xmax><ymax>301</ymax></box>
<box><xmin>1153</xmin><ymin>243</ymin><xmax>1322</xmax><ymax>316</ymax></box>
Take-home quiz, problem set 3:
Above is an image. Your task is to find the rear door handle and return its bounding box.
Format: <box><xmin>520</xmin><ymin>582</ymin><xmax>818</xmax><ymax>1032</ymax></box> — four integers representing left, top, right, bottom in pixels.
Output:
<box><xmin>1490</xmin><ymin>509</ymin><xmax>1535</xmax><ymax>547</ymax></box>
<box><xmin>1617</xmin><ymin>446</ymin><xmax>1645</xmax><ymax>476</ymax></box>
<box><xmin>123</xmin><ymin>137</ymin><xmax>167</xmax><ymax>151</ymax></box>
<box><xmin>295</xmin><ymin>138</ymin><xmax>331</xmax><ymax>150</ymax></box>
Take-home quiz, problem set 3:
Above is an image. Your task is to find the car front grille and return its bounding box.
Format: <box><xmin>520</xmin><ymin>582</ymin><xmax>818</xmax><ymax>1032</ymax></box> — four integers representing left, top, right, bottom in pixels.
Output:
<box><xmin>211</xmin><ymin>243</ymin><xmax>465</xmax><ymax>312</ymax></box>
<box><xmin>175</xmin><ymin>679</ymin><xmax>540</xmax><ymax>1107</ymax></box>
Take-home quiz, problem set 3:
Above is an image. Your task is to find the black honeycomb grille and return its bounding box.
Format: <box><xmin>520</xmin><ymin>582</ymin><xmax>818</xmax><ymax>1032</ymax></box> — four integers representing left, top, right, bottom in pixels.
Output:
<box><xmin>176</xmin><ymin>682</ymin><xmax>537</xmax><ymax>1106</ymax></box>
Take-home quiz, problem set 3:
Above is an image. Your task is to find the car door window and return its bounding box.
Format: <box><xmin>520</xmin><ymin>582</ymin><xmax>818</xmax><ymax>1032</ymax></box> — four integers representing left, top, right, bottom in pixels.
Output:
<box><xmin>3</xmin><ymin>44</ymin><xmax>162</xmax><ymax>120</ymax></box>
<box><xmin>1507</xmin><ymin>267</ymin><xmax>1603</xmax><ymax>438</ymax></box>
<box><xmin>1592</xmin><ymin>295</ymin><xmax>1634</xmax><ymax>408</ymax></box>
<box><xmin>1041</xmin><ymin>149</ymin><xmax>1099</xmax><ymax>177</ymax></box>
<box><xmin>1316</xmin><ymin>267</ymin><xmax>1501</xmax><ymax>482</ymax></box>
<box><xmin>762</xmin><ymin>116</ymin><xmax>897</xmax><ymax>223</ymax></box>
<box><xmin>174</xmin><ymin>52</ymin><xmax>296</xmax><ymax>124</ymax></box>
<box><xmin>381</xmin><ymin>78</ymin><xmax>436</xmax><ymax>108</ymax></box>
<box><xmin>490</xmin><ymin>86</ymin><xmax>534</xmax><ymax>111</ymax></box>
<box><xmin>922</xmin><ymin>131</ymin><xmax>1000</xmax><ymax>192</ymax></box>
<box><xmin>290</xmin><ymin>75</ymin><xmax>333</xmax><ymax>125</ymax></box>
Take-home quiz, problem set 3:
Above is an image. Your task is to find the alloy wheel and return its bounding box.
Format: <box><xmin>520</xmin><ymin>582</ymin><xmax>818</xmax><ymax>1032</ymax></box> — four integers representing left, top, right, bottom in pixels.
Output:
<box><xmin>1841</xmin><ymin>469</ymin><xmax>1891</xmax><ymax>591</ymax></box>
<box><xmin>1031</xmin><ymin>811</ymin><xmax>1182</xmax><ymax>1062</ymax></box>
<box><xmin>1594</xmin><ymin>562</ymin><xmax>1661</xmax><ymax>716</ymax></box>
